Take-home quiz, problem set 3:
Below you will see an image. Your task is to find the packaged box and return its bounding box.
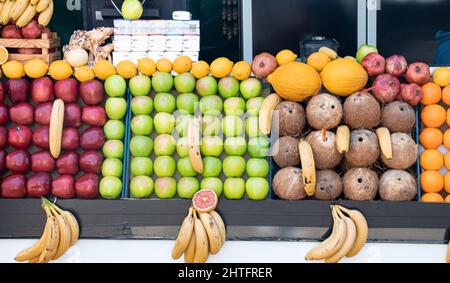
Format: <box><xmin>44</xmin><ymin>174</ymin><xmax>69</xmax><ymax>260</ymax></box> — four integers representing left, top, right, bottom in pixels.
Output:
<box><xmin>113</xmin><ymin>35</ymin><xmax>132</xmax><ymax>52</ymax></box>
<box><xmin>165</xmin><ymin>36</ymin><xmax>183</xmax><ymax>52</ymax></box>
<box><xmin>130</xmin><ymin>52</ymin><xmax>148</xmax><ymax>65</ymax></box>
<box><xmin>148</xmin><ymin>52</ymin><xmax>165</xmax><ymax>62</ymax></box>
<box><xmin>182</xmin><ymin>20</ymin><xmax>200</xmax><ymax>35</ymax></box>
<box><xmin>148</xmin><ymin>20</ymin><xmax>167</xmax><ymax>35</ymax></box>
<box><xmin>181</xmin><ymin>52</ymin><xmax>199</xmax><ymax>62</ymax></box>
<box><xmin>132</xmin><ymin>35</ymin><xmax>149</xmax><ymax>52</ymax></box>
<box><xmin>182</xmin><ymin>35</ymin><xmax>200</xmax><ymax>52</ymax></box>
<box><xmin>148</xmin><ymin>35</ymin><xmax>166</xmax><ymax>52</ymax></box>
<box><xmin>114</xmin><ymin>19</ymin><xmax>132</xmax><ymax>35</ymax></box>
<box><xmin>132</xmin><ymin>20</ymin><xmax>149</xmax><ymax>35</ymax></box>
<box><xmin>113</xmin><ymin>52</ymin><xmax>130</xmax><ymax>66</ymax></box>
<box><xmin>164</xmin><ymin>52</ymin><xmax>182</xmax><ymax>63</ymax></box>
<box><xmin>173</xmin><ymin>11</ymin><xmax>192</xmax><ymax>21</ymax></box>
<box><xmin>166</xmin><ymin>20</ymin><xmax>184</xmax><ymax>35</ymax></box>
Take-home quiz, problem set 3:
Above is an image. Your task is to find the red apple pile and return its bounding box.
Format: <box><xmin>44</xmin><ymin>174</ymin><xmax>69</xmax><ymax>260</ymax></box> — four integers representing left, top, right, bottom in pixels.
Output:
<box><xmin>1</xmin><ymin>22</ymin><xmax>52</xmax><ymax>55</ymax></box>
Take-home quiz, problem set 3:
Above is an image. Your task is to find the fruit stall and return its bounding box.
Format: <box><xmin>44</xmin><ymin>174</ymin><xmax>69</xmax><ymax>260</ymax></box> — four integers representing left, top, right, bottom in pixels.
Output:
<box><xmin>0</xmin><ymin>0</ymin><xmax>448</xmax><ymax>264</ymax></box>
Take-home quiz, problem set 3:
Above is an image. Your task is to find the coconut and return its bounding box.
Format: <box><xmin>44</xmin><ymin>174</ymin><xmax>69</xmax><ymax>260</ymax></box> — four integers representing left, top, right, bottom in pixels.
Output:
<box><xmin>305</xmin><ymin>131</ymin><xmax>342</xmax><ymax>169</ymax></box>
<box><xmin>306</xmin><ymin>93</ymin><xmax>343</xmax><ymax>130</ymax></box>
<box><xmin>343</xmin><ymin>92</ymin><xmax>381</xmax><ymax>129</ymax></box>
<box><xmin>381</xmin><ymin>101</ymin><xmax>416</xmax><ymax>133</ymax></box>
<box><xmin>272</xmin><ymin>167</ymin><xmax>306</xmax><ymax>200</ymax></box>
<box><xmin>272</xmin><ymin>136</ymin><xmax>300</xmax><ymax>168</ymax></box>
<box><xmin>314</xmin><ymin>170</ymin><xmax>343</xmax><ymax>200</ymax></box>
<box><xmin>343</xmin><ymin>168</ymin><xmax>379</xmax><ymax>201</ymax></box>
<box><xmin>381</xmin><ymin>133</ymin><xmax>418</xmax><ymax>169</ymax></box>
<box><xmin>276</xmin><ymin>101</ymin><xmax>306</xmax><ymax>137</ymax></box>
<box><xmin>379</xmin><ymin>170</ymin><xmax>417</xmax><ymax>201</ymax></box>
<box><xmin>345</xmin><ymin>129</ymin><xmax>380</xmax><ymax>167</ymax></box>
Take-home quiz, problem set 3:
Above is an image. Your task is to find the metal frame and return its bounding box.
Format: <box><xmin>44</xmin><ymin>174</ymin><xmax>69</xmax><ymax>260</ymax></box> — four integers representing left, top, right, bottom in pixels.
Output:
<box><xmin>241</xmin><ymin>0</ymin><xmax>253</xmax><ymax>63</ymax></box>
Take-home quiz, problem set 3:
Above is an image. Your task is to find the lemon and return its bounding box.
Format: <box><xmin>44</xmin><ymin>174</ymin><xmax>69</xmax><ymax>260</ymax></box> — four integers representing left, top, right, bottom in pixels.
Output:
<box><xmin>307</xmin><ymin>52</ymin><xmax>331</xmax><ymax>72</ymax></box>
<box><xmin>116</xmin><ymin>60</ymin><xmax>137</xmax><ymax>79</ymax></box>
<box><xmin>191</xmin><ymin>61</ymin><xmax>209</xmax><ymax>79</ymax></box>
<box><xmin>210</xmin><ymin>57</ymin><xmax>233</xmax><ymax>78</ymax></box>
<box><xmin>173</xmin><ymin>56</ymin><xmax>192</xmax><ymax>74</ymax></box>
<box><xmin>157</xmin><ymin>58</ymin><xmax>173</xmax><ymax>73</ymax></box>
<box><xmin>49</xmin><ymin>60</ymin><xmax>73</xmax><ymax>80</ymax></box>
<box><xmin>138</xmin><ymin>57</ymin><xmax>156</xmax><ymax>76</ymax></box>
<box><xmin>232</xmin><ymin>61</ymin><xmax>252</xmax><ymax>80</ymax></box>
<box><xmin>276</xmin><ymin>50</ymin><xmax>298</xmax><ymax>65</ymax></box>
<box><xmin>94</xmin><ymin>60</ymin><xmax>116</xmax><ymax>80</ymax></box>
<box><xmin>24</xmin><ymin>59</ymin><xmax>48</xmax><ymax>79</ymax></box>
<box><xmin>2</xmin><ymin>60</ymin><xmax>25</xmax><ymax>79</ymax></box>
<box><xmin>75</xmin><ymin>65</ymin><xmax>95</xmax><ymax>82</ymax></box>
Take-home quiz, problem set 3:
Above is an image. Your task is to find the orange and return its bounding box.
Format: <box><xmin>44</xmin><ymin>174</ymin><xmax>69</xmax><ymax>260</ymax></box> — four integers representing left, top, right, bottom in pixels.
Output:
<box><xmin>191</xmin><ymin>61</ymin><xmax>209</xmax><ymax>79</ymax></box>
<box><xmin>445</xmin><ymin>172</ymin><xmax>450</xmax><ymax>194</ymax></box>
<box><xmin>157</xmin><ymin>58</ymin><xmax>173</xmax><ymax>73</ymax></box>
<box><xmin>445</xmin><ymin>152</ymin><xmax>450</xmax><ymax>170</ymax></box>
<box><xmin>210</xmin><ymin>57</ymin><xmax>233</xmax><ymax>78</ymax></box>
<box><xmin>442</xmin><ymin>85</ymin><xmax>450</xmax><ymax>106</ymax></box>
<box><xmin>2</xmin><ymin>60</ymin><xmax>25</xmax><ymax>79</ymax></box>
<box><xmin>432</xmin><ymin>67</ymin><xmax>450</xmax><ymax>87</ymax></box>
<box><xmin>421</xmin><ymin>104</ymin><xmax>446</xmax><ymax>128</ymax></box>
<box><xmin>420</xmin><ymin>82</ymin><xmax>442</xmax><ymax>105</ymax></box>
<box><xmin>116</xmin><ymin>60</ymin><xmax>137</xmax><ymax>79</ymax></box>
<box><xmin>48</xmin><ymin>60</ymin><xmax>73</xmax><ymax>80</ymax></box>
<box><xmin>444</xmin><ymin>129</ymin><xmax>450</xmax><ymax>149</ymax></box>
<box><xmin>420</xmin><ymin>149</ymin><xmax>444</xmax><ymax>170</ymax></box>
<box><xmin>137</xmin><ymin>57</ymin><xmax>156</xmax><ymax>76</ymax></box>
<box><xmin>447</xmin><ymin>109</ymin><xmax>450</xmax><ymax>126</ymax></box>
<box><xmin>276</xmin><ymin>50</ymin><xmax>297</xmax><ymax>65</ymax></box>
<box><xmin>445</xmin><ymin>194</ymin><xmax>450</xmax><ymax>203</ymax></box>
<box><xmin>421</xmin><ymin>171</ymin><xmax>444</xmax><ymax>193</ymax></box>
<box><xmin>421</xmin><ymin>193</ymin><xmax>445</xmax><ymax>203</ymax></box>
<box><xmin>93</xmin><ymin>60</ymin><xmax>116</xmax><ymax>80</ymax></box>
<box><xmin>74</xmin><ymin>65</ymin><xmax>95</xmax><ymax>82</ymax></box>
<box><xmin>419</xmin><ymin>128</ymin><xmax>443</xmax><ymax>149</ymax></box>
<box><xmin>173</xmin><ymin>56</ymin><xmax>192</xmax><ymax>74</ymax></box>
<box><xmin>232</xmin><ymin>61</ymin><xmax>252</xmax><ymax>81</ymax></box>
<box><xmin>24</xmin><ymin>58</ymin><xmax>48</xmax><ymax>79</ymax></box>
<box><xmin>0</xmin><ymin>46</ymin><xmax>9</xmax><ymax>65</ymax></box>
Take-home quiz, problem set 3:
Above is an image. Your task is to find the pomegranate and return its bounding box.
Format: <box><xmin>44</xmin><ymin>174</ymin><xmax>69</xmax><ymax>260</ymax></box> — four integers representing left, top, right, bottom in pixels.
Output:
<box><xmin>251</xmin><ymin>52</ymin><xmax>278</xmax><ymax>79</ymax></box>
<box><xmin>405</xmin><ymin>62</ymin><xmax>430</xmax><ymax>85</ymax></box>
<box><xmin>372</xmin><ymin>74</ymin><xmax>401</xmax><ymax>103</ymax></box>
<box><xmin>361</xmin><ymin>53</ymin><xmax>386</xmax><ymax>77</ymax></box>
<box><xmin>399</xmin><ymin>83</ymin><xmax>423</xmax><ymax>106</ymax></box>
<box><xmin>385</xmin><ymin>55</ymin><xmax>408</xmax><ymax>77</ymax></box>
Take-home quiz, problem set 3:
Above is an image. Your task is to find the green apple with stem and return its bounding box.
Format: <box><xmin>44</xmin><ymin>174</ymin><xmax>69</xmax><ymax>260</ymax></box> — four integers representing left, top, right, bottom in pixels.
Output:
<box><xmin>177</xmin><ymin>177</ymin><xmax>200</xmax><ymax>199</ymax></box>
<box><xmin>218</xmin><ymin>76</ymin><xmax>240</xmax><ymax>99</ymax></box>
<box><xmin>131</xmin><ymin>96</ymin><xmax>153</xmax><ymax>115</ymax></box>
<box><xmin>100</xmin><ymin>176</ymin><xmax>122</xmax><ymax>199</ymax></box>
<box><xmin>196</xmin><ymin>76</ymin><xmax>218</xmax><ymax>97</ymax></box>
<box><xmin>131</xmin><ymin>115</ymin><xmax>153</xmax><ymax>136</ymax></box>
<box><xmin>176</xmin><ymin>93</ymin><xmax>198</xmax><ymax>115</ymax></box>
<box><xmin>129</xmin><ymin>75</ymin><xmax>152</xmax><ymax>97</ymax></box>
<box><xmin>240</xmin><ymin>78</ymin><xmax>262</xmax><ymax>100</ymax></box>
<box><xmin>155</xmin><ymin>177</ymin><xmax>177</xmax><ymax>199</ymax></box>
<box><xmin>130</xmin><ymin>176</ymin><xmax>154</xmax><ymax>199</ymax></box>
<box><xmin>154</xmin><ymin>156</ymin><xmax>176</xmax><ymax>177</ymax></box>
<box><xmin>154</xmin><ymin>93</ymin><xmax>176</xmax><ymax>113</ymax></box>
<box><xmin>101</xmin><ymin>158</ymin><xmax>123</xmax><ymax>178</ymax></box>
<box><xmin>223</xmin><ymin>178</ymin><xmax>245</xmax><ymax>200</ymax></box>
<box><xmin>246</xmin><ymin>158</ymin><xmax>269</xmax><ymax>177</ymax></box>
<box><xmin>130</xmin><ymin>136</ymin><xmax>153</xmax><ymax>157</ymax></box>
<box><xmin>246</xmin><ymin>177</ymin><xmax>269</xmax><ymax>200</ymax></box>
<box><xmin>131</xmin><ymin>157</ymin><xmax>153</xmax><ymax>176</ymax></box>
<box><xmin>174</xmin><ymin>73</ymin><xmax>196</xmax><ymax>94</ymax></box>
<box><xmin>152</xmin><ymin>72</ymin><xmax>174</xmax><ymax>93</ymax></box>
<box><xmin>154</xmin><ymin>134</ymin><xmax>176</xmax><ymax>156</ymax></box>
<box><xmin>154</xmin><ymin>112</ymin><xmax>175</xmax><ymax>134</ymax></box>
<box><xmin>105</xmin><ymin>75</ymin><xmax>127</xmax><ymax>97</ymax></box>
<box><xmin>223</xmin><ymin>156</ymin><xmax>246</xmax><ymax>177</ymax></box>
<box><xmin>105</xmin><ymin>98</ymin><xmax>127</xmax><ymax>120</ymax></box>
<box><xmin>103</xmin><ymin>140</ymin><xmax>124</xmax><ymax>159</ymax></box>
<box><xmin>103</xmin><ymin>120</ymin><xmax>125</xmax><ymax>140</ymax></box>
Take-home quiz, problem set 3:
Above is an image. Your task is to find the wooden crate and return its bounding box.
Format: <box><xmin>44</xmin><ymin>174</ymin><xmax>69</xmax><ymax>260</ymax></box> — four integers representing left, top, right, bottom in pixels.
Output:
<box><xmin>0</xmin><ymin>32</ymin><xmax>61</xmax><ymax>64</ymax></box>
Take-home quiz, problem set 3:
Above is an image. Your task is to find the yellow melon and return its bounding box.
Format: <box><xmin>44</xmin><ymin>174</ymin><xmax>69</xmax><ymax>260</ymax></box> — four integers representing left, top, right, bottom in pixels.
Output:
<box><xmin>320</xmin><ymin>58</ymin><xmax>368</xmax><ymax>96</ymax></box>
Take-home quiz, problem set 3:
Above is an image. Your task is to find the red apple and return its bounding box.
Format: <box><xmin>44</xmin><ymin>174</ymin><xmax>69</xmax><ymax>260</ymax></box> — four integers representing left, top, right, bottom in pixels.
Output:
<box><xmin>7</xmin><ymin>79</ymin><xmax>29</xmax><ymax>103</ymax></box>
<box><xmin>399</xmin><ymin>83</ymin><xmax>423</xmax><ymax>107</ymax></box>
<box><xmin>55</xmin><ymin>78</ymin><xmax>79</xmax><ymax>103</ymax></box>
<box><xmin>64</xmin><ymin>103</ymin><xmax>82</xmax><ymax>127</ymax></box>
<box><xmin>31</xmin><ymin>151</ymin><xmax>55</xmax><ymax>172</ymax></box>
<box><xmin>406</xmin><ymin>62</ymin><xmax>431</xmax><ymax>85</ymax></box>
<box><xmin>0</xmin><ymin>127</ymin><xmax>6</xmax><ymax>149</ymax></box>
<box><xmin>1</xmin><ymin>174</ymin><xmax>26</xmax><ymax>198</ymax></box>
<box><xmin>385</xmin><ymin>55</ymin><xmax>408</xmax><ymax>77</ymax></box>
<box><xmin>0</xmin><ymin>82</ymin><xmax>5</xmax><ymax>103</ymax></box>
<box><xmin>17</xmin><ymin>48</ymin><xmax>41</xmax><ymax>54</ymax></box>
<box><xmin>33</xmin><ymin>126</ymin><xmax>50</xmax><ymax>149</ymax></box>
<box><xmin>80</xmin><ymin>80</ymin><xmax>105</xmax><ymax>105</ymax></box>
<box><xmin>251</xmin><ymin>52</ymin><xmax>278</xmax><ymax>79</ymax></box>
<box><xmin>27</xmin><ymin>173</ymin><xmax>51</xmax><ymax>198</ymax></box>
<box><xmin>79</xmin><ymin>151</ymin><xmax>103</xmax><ymax>174</ymax></box>
<box><xmin>21</xmin><ymin>20</ymin><xmax>42</xmax><ymax>39</ymax></box>
<box><xmin>6</xmin><ymin>150</ymin><xmax>30</xmax><ymax>173</ymax></box>
<box><xmin>52</xmin><ymin>175</ymin><xmax>76</xmax><ymax>199</ymax></box>
<box><xmin>361</xmin><ymin>53</ymin><xmax>386</xmax><ymax>77</ymax></box>
<box><xmin>62</xmin><ymin>128</ymin><xmax>79</xmax><ymax>150</ymax></box>
<box><xmin>10</xmin><ymin>102</ymin><xmax>34</xmax><ymax>125</ymax></box>
<box><xmin>80</xmin><ymin>127</ymin><xmax>105</xmax><ymax>150</ymax></box>
<box><xmin>0</xmin><ymin>104</ymin><xmax>8</xmax><ymax>126</ymax></box>
<box><xmin>34</xmin><ymin>102</ymin><xmax>52</xmax><ymax>126</ymax></box>
<box><xmin>0</xmin><ymin>150</ymin><xmax>6</xmax><ymax>173</ymax></box>
<box><xmin>82</xmin><ymin>106</ymin><xmax>107</xmax><ymax>127</ymax></box>
<box><xmin>31</xmin><ymin>77</ymin><xmax>54</xmax><ymax>104</ymax></box>
<box><xmin>56</xmin><ymin>151</ymin><xmax>79</xmax><ymax>175</ymax></box>
<box><xmin>8</xmin><ymin>126</ymin><xmax>32</xmax><ymax>149</ymax></box>
<box><xmin>75</xmin><ymin>174</ymin><xmax>99</xmax><ymax>199</ymax></box>
<box><xmin>2</xmin><ymin>25</ymin><xmax>22</xmax><ymax>39</ymax></box>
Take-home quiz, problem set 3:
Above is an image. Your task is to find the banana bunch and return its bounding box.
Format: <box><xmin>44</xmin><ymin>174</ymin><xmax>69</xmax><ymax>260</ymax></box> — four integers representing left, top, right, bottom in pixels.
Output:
<box><xmin>15</xmin><ymin>198</ymin><xmax>79</xmax><ymax>263</ymax></box>
<box><xmin>172</xmin><ymin>207</ymin><xmax>226</xmax><ymax>263</ymax></box>
<box><xmin>305</xmin><ymin>205</ymin><xmax>368</xmax><ymax>263</ymax></box>
<box><xmin>0</xmin><ymin>0</ymin><xmax>53</xmax><ymax>27</ymax></box>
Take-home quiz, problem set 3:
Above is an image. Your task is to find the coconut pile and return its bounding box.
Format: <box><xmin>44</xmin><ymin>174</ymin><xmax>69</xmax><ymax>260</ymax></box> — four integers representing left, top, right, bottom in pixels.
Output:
<box><xmin>272</xmin><ymin>92</ymin><xmax>419</xmax><ymax>202</ymax></box>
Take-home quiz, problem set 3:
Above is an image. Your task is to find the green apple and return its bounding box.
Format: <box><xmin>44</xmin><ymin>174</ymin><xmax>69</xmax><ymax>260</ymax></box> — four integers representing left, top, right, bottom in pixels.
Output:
<box><xmin>246</xmin><ymin>158</ymin><xmax>269</xmax><ymax>177</ymax></box>
<box><xmin>245</xmin><ymin>116</ymin><xmax>262</xmax><ymax>138</ymax></box>
<box><xmin>154</xmin><ymin>112</ymin><xmax>175</xmax><ymax>134</ymax></box>
<box><xmin>174</xmin><ymin>73</ymin><xmax>196</xmax><ymax>94</ymax></box>
<box><xmin>201</xmin><ymin>178</ymin><xmax>223</xmax><ymax>197</ymax></box>
<box><xmin>246</xmin><ymin>97</ymin><xmax>264</xmax><ymax>116</ymax></box>
<box><xmin>152</xmin><ymin>72</ymin><xmax>174</xmax><ymax>93</ymax></box>
<box><xmin>121</xmin><ymin>0</ymin><xmax>143</xmax><ymax>20</ymax></box>
<box><xmin>223</xmin><ymin>156</ymin><xmax>246</xmax><ymax>177</ymax></box>
<box><xmin>202</xmin><ymin>115</ymin><xmax>221</xmax><ymax>136</ymax></box>
<box><xmin>130</xmin><ymin>176</ymin><xmax>154</xmax><ymax>199</ymax></box>
<box><xmin>246</xmin><ymin>177</ymin><xmax>269</xmax><ymax>200</ymax></box>
<box><xmin>129</xmin><ymin>75</ymin><xmax>152</xmax><ymax>97</ymax></box>
<box><xmin>176</xmin><ymin>136</ymin><xmax>189</xmax><ymax>158</ymax></box>
<box><xmin>131</xmin><ymin>157</ymin><xmax>153</xmax><ymax>176</ymax></box>
<box><xmin>130</xmin><ymin>136</ymin><xmax>153</xmax><ymax>157</ymax></box>
<box><xmin>155</xmin><ymin>177</ymin><xmax>177</xmax><ymax>199</ymax></box>
<box><xmin>105</xmin><ymin>98</ymin><xmax>127</xmax><ymax>120</ymax></box>
<box><xmin>224</xmin><ymin>137</ymin><xmax>247</xmax><ymax>156</ymax></box>
<box><xmin>200</xmin><ymin>95</ymin><xmax>223</xmax><ymax>116</ymax></box>
<box><xmin>103</xmin><ymin>140</ymin><xmax>124</xmax><ymax>159</ymax></box>
<box><xmin>223</xmin><ymin>178</ymin><xmax>245</xmax><ymax>200</ymax></box>
<box><xmin>202</xmin><ymin>157</ymin><xmax>222</xmax><ymax>177</ymax></box>
<box><xmin>100</xmin><ymin>176</ymin><xmax>122</xmax><ymax>199</ymax></box>
<box><xmin>131</xmin><ymin>96</ymin><xmax>153</xmax><ymax>115</ymax></box>
<box><xmin>103</xmin><ymin>120</ymin><xmax>125</xmax><ymax>140</ymax></box>
<box><xmin>101</xmin><ymin>158</ymin><xmax>123</xmax><ymax>177</ymax></box>
<box><xmin>196</xmin><ymin>76</ymin><xmax>217</xmax><ymax>97</ymax></box>
<box><xmin>154</xmin><ymin>134</ymin><xmax>176</xmax><ymax>156</ymax></box>
<box><xmin>224</xmin><ymin>97</ymin><xmax>246</xmax><ymax>116</ymax></box>
<box><xmin>154</xmin><ymin>156</ymin><xmax>176</xmax><ymax>177</ymax></box>
<box><xmin>356</xmin><ymin>44</ymin><xmax>378</xmax><ymax>63</ymax></box>
<box><xmin>177</xmin><ymin>177</ymin><xmax>200</xmax><ymax>199</ymax></box>
<box><xmin>131</xmin><ymin>115</ymin><xmax>153</xmax><ymax>135</ymax></box>
<box><xmin>175</xmin><ymin>115</ymin><xmax>193</xmax><ymax>137</ymax></box>
<box><xmin>218</xmin><ymin>77</ymin><xmax>240</xmax><ymax>99</ymax></box>
<box><xmin>222</xmin><ymin>115</ymin><xmax>244</xmax><ymax>137</ymax></box>
<box><xmin>248</xmin><ymin>137</ymin><xmax>270</xmax><ymax>158</ymax></box>
<box><xmin>240</xmin><ymin>78</ymin><xmax>262</xmax><ymax>100</ymax></box>
<box><xmin>177</xmin><ymin>157</ymin><xmax>197</xmax><ymax>177</ymax></box>
<box><xmin>154</xmin><ymin>93</ymin><xmax>176</xmax><ymax>113</ymax></box>
<box><xmin>105</xmin><ymin>75</ymin><xmax>127</xmax><ymax>97</ymax></box>
<box><xmin>200</xmin><ymin>136</ymin><xmax>223</xmax><ymax>157</ymax></box>
<box><xmin>176</xmin><ymin>93</ymin><xmax>199</xmax><ymax>115</ymax></box>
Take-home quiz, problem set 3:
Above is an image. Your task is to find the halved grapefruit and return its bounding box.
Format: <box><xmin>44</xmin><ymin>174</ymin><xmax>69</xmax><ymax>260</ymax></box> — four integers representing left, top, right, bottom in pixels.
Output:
<box><xmin>192</xmin><ymin>189</ymin><xmax>218</xmax><ymax>213</ymax></box>
<box><xmin>0</xmin><ymin>47</ymin><xmax>9</xmax><ymax>65</ymax></box>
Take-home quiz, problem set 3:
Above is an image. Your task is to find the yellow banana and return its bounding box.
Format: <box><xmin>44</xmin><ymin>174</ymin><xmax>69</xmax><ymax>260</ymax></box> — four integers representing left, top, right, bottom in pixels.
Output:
<box><xmin>319</xmin><ymin>46</ymin><xmax>338</xmax><ymax>60</ymax></box>
<box><xmin>37</xmin><ymin>0</ymin><xmax>52</xmax><ymax>26</ymax></box>
<box><xmin>10</xmin><ymin>0</ymin><xmax>29</xmax><ymax>21</ymax></box>
<box><xmin>336</xmin><ymin>125</ymin><xmax>350</xmax><ymax>154</ymax></box>
<box><xmin>171</xmin><ymin>207</ymin><xmax>195</xmax><ymax>260</ymax></box>
<box><xmin>61</xmin><ymin>210</ymin><xmax>79</xmax><ymax>246</ymax></box>
<box><xmin>49</xmin><ymin>99</ymin><xmax>64</xmax><ymax>158</ymax></box>
<box><xmin>376</xmin><ymin>127</ymin><xmax>393</xmax><ymax>160</ymax></box>
<box><xmin>30</xmin><ymin>0</ymin><xmax>38</xmax><ymax>4</ymax></box>
<box><xmin>50</xmin><ymin>205</ymin><xmax>72</xmax><ymax>260</ymax></box>
<box><xmin>184</xmin><ymin>230</ymin><xmax>196</xmax><ymax>263</ymax></box>
<box><xmin>209</xmin><ymin>210</ymin><xmax>226</xmax><ymax>245</ymax></box>
<box><xmin>198</xmin><ymin>212</ymin><xmax>222</xmax><ymax>255</ymax></box>
<box><xmin>188</xmin><ymin>118</ymin><xmax>203</xmax><ymax>174</ymax></box>
<box><xmin>15</xmin><ymin>214</ymin><xmax>50</xmax><ymax>262</ymax></box>
<box><xmin>259</xmin><ymin>93</ymin><xmax>283</xmax><ymax>136</ymax></box>
<box><xmin>298</xmin><ymin>139</ymin><xmax>316</xmax><ymax>196</ymax></box>
<box><xmin>337</xmin><ymin>205</ymin><xmax>368</xmax><ymax>257</ymax></box>
<box><xmin>0</xmin><ymin>2</ymin><xmax>5</xmax><ymax>15</ymax></box>
<box><xmin>38</xmin><ymin>206</ymin><xmax>60</xmax><ymax>263</ymax></box>
<box><xmin>193</xmin><ymin>212</ymin><xmax>209</xmax><ymax>263</ymax></box>
<box><xmin>325</xmin><ymin>208</ymin><xmax>357</xmax><ymax>263</ymax></box>
<box><xmin>28</xmin><ymin>257</ymin><xmax>39</xmax><ymax>263</ymax></box>
<box><xmin>35</xmin><ymin>0</ymin><xmax>49</xmax><ymax>12</ymax></box>
<box><xmin>16</xmin><ymin>3</ymin><xmax>36</xmax><ymax>27</ymax></box>
<box><xmin>0</xmin><ymin>0</ymin><xmax>14</xmax><ymax>25</ymax></box>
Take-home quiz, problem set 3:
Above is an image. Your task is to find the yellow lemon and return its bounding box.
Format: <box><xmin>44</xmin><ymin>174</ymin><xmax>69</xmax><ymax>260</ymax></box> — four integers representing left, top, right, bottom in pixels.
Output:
<box><xmin>173</xmin><ymin>56</ymin><xmax>192</xmax><ymax>74</ymax></box>
<box><xmin>116</xmin><ymin>60</ymin><xmax>137</xmax><ymax>79</ymax></box>
<box><xmin>94</xmin><ymin>60</ymin><xmax>116</xmax><ymax>80</ymax></box>
<box><xmin>0</xmin><ymin>46</ymin><xmax>9</xmax><ymax>65</ymax></box>
<box><xmin>75</xmin><ymin>65</ymin><xmax>95</xmax><ymax>82</ymax></box>
<box><xmin>49</xmin><ymin>60</ymin><xmax>73</xmax><ymax>80</ymax></box>
<box><xmin>433</xmin><ymin>67</ymin><xmax>450</xmax><ymax>87</ymax></box>
<box><xmin>276</xmin><ymin>50</ymin><xmax>298</xmax><ymax>65</ymax></box>
<box><xmin>157</xmin><ymin>58</ymin><xmax>173</xmax><ymax>73</ymax></box>
<box><xmin>210</xmin><ymin>57</ymin><xmax>233</xmax><ymax>78</ymax></box>
<box><xmin>191</xmin><ymin>61</ymin><xmax>209</xmax><ymax>79</ymax></box>
<box><xmin>307</xmin><ymin>52</ymin><xmax>331</xmax><ymax>72</ymax></box>
<box><xmin>232</xmin><ymin>61</ymin><xmax>252</xmax><ymax>80</ymax></box>
<box><xmin>24</xmin><ymin>59</ymin><xmax>48</xmax><ymax>79</ymax></box>
<box><xmin>138</xmin><ymin>57</ymin><xmax>156</xmax><ymax>76</ymax></box>
<box><xmin>2</xmin><ymin>60</ymin><xmax>25</xmax><ymax>79</ymax></box>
